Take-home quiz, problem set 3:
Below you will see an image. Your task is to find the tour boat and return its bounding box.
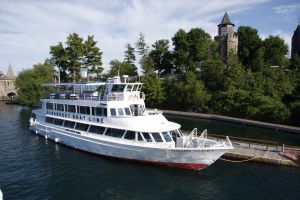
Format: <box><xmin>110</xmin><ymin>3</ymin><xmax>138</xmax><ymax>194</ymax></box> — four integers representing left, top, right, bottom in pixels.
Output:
<box><xmin>29</xmin><ymin>76</ymin><xmax>233</xmax><ymax>170</ymax></box>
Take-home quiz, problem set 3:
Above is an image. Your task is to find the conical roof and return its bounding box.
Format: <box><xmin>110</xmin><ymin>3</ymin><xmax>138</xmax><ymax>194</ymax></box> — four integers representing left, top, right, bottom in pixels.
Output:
<box><xmin>218</xmin><ymin>12</ymin><xmax>234</xmax><ymax>26</ymax></box>
<box><xmin>7</xmin><ymin>62</ymin><xmax>15</xmax><ymax>79</ymax></box>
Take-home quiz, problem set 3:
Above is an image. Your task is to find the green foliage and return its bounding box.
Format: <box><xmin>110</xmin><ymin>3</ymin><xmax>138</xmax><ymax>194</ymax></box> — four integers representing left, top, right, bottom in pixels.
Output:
<box><xmin>124</xmin><ymin>43</ymin><xmax>136</xmax><ymax>65</ymax></box>
<box><xmin>290</xmin><ymin>53</ymin><xmax>300</xmax><ymax>71</ymax></box>
<box><xmin>15</xmin><ymin>62</ymin><xmax>54</xmax><ymax>106</ymax></box>
<box><xmin>163</xmin><ymin>72</ymin><xmax>210</xmax><ymax>111</ymax></box>
<box><xmin>261</xmin><ymin>67</ymin><xmax>294</xmax><ymax>99</ymax></box>
<box><xmin>223</xmin><ymin>50</ymin><xmax>246</xmax><ymax>90</ymax></box>
<box><xmin>50</xmin><ymin>33</ymin><xmax>103</xmax><ymax>82</ymax></box>
<box><xmin>107</xmin><ymin>59</ymin><xmax>138</xmax><ymax>77</ymax></box>
<box><xmin>263</xmin><ymin>36</ymin><xmax>289</xmax><ymax>67</ymax></box>
<box><xmin>65</xmin><ymin>33</ymin><xmax>84</xmax><ymax>82</ymax></box>
<box><xmin>149</xmin><ymin>39</ymin><xmax>173</xmax><ymax>75</ymax></box>
<box><xmin>237</xmin><ymin>26</ymin><xmax>264</xmax><ymax>71</ymax></box>
<box><xmin>172</xmin><ymin>28</ymin><xmax>212</xmax><ymax>73</ymax></box>
<box><xmin>211</xmin><ymin>89</ymin><xmax>290</xmax><ymax>122</ymax></box>
<box><xmin>84</xmin><ymin>35</ymin><xmax>103</xmax><ymax>80</ymax></box>
<box><xmin>142</xmin><ymin>75</ymin><xmax>165</xmax><ymax>107</ymax></box>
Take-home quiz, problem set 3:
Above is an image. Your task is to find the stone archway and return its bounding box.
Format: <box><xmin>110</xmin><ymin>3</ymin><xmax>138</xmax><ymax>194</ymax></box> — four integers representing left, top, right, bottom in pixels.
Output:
<box><xmin>6</xmin><ymin>92</ymin><xmax>16</xmax><ymax>99</ymax></box>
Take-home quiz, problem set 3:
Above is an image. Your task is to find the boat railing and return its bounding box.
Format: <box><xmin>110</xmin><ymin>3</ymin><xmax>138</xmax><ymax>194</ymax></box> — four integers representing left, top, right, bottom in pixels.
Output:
<box><xmin>46</xmin><ymin>92</ymin><xmax>127</xmax><ymax>101</ymax></box>
<box><xmin>147</xmin><ymin>109</ymin><xmax>162</xmax><ymax>115</ymax></box>
<box><xmin>184</xmin><ymin>129</ymin><xmax>209</xmax><ymax>148</ymax></box>
<box><xmin>107</xmin><ymin>93</ymin><xmax>124</xmax><ymax>101</ymax></box>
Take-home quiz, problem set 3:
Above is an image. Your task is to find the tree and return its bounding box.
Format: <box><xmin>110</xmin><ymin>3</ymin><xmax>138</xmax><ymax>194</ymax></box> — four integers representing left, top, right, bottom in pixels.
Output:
<box><xmin>223</xmin><ymin>50</ymin><xmax>246</xmax><ymax>90</ymax></box>
<box><xmin>124</xmin><ymin>43</ymin><xmax>136</xmax><ymax>65</ymax></box>
<box><xmin>136</xmin><ymin>33</ymin><xmax>149</xmax><ymax>56</ymax></box>
<box><xmin>261</xmin><ymin>67</ymin><xmax>293</xmax><ymax>99</ymax></box>
<box><xmin>15</xmin><ymin>62</ymin><xmax>54</xmax><ymax>106</ymax></box>
<box><xmin>182</xmin><ymin>71</ymin><xmax>210</xmax><ymax>111</ymax></box>
<box><xmin>149</xmin><ymin>39</ymin><xmax>173</xmax><ymax>75</ymax></box>
<box><xmin>290</xmin><ymin>53</ymin><xmax>300</xmax><ymax>71</ymax></box>
<box><xmin>107</xmin><ymin>59</ymin><xmax>138</xmax><ymax>77</ymax></box>
<box><xmin>263</xmin><ymin>35</ymin><xmax>289</xmax><ymax>67</ymax></box>
<box><xmin>200</xmin><ymin>55</ymin><xmax>225</xmax><ymax>92</ymax></box>
<box><xmin>83</xmin><ymin>35</ymin><xmax>103</xmax><ymax>80</ymax></box>
<box><xmin>172</xmin><ymin>28</ymin><xmax>212</xmax><ymax>73</ymax></box>
<box><xmin>237</xmin><ymin>26</ymin><xmax>264</xmax><ymax>71</ymax></box>
<box><xmin>65</xmin><ymin>33</ymin><xmax>85</xmax><ymax>82</ymax></box>
<box><xmin>142</xmin><ymin>75</ymin><xmax>165</xmax><ymax>107</ymax></box>
<box><xmin>135</xmin><ymin>33</ymin><xmax>154</xmax><ymax>76</ymax></box>
<box><xmin>49</xmin><ymin>42</ymin><xmax>68</xmax><ymax>82</ymax></box>
<box><xmin>50</xmin><ymin>33</ymin><xmax>103</xmax><ymax>82</ymax></box>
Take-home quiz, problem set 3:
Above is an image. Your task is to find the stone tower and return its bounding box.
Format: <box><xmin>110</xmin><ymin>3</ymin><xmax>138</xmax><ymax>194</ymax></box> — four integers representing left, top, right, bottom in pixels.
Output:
<box><xmin>0</xmin><ymin>63</ymin><xmax>17</xmax><ymax>99</ymax></box>
<box><xmin>7</xmin><ymin>62</ymin><xmax>15</xmax><ymax>79</ymax></box>
<box><xmin>292</xmin><ymin>23</ymin><xmax>300</xmax><ymax>57</ymax></box>
<box><xmin>218</xmin><ymin>12</ymin><xmax>238</xmax><ymax>61</ymax></box>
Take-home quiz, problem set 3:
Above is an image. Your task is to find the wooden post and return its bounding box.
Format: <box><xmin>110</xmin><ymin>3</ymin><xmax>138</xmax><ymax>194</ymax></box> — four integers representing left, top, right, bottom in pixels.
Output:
<box><xmin>282</xmin><ymin>144</ymin><xmax>285</xmax><ymax>152</ymax></box>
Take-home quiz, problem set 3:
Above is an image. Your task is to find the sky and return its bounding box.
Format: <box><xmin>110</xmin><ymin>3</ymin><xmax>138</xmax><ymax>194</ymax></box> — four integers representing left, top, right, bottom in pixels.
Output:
<box><xmin>0</xmin><ymin>0</ymin><xmax>299</xmax><ymax>75</ymax></box>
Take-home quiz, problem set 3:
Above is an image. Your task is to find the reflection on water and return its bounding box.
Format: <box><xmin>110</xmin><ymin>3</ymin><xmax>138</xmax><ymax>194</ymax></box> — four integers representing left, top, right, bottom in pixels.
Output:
<box><xmin>0</xmin><ymin>102</ymin><xmax>299</xmax><ymax>200</ymax></box>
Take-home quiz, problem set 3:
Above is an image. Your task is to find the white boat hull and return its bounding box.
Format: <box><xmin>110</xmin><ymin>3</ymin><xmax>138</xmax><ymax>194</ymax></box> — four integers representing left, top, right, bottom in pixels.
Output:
<box><xmin>31</xmin><ymin>123</ymin><xmax>230</xmax><ymax>170</ymax></box>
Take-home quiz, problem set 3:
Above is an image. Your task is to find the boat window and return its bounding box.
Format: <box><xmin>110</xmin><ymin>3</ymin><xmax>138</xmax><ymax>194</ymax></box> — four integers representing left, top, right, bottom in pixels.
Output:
<box><xmin>110</xmin><ymin>108</ymin><xmax>116</xmax><ymax>116</ymax></box>
<box><xmin>152</xmin><ymin>133</ymin><xmax>163</xmax><ymax>142</ymax></box>
<box><xmin>46</xmin><ymin>103</ymin><xmax>54</xmax><ymax>110</ymax></box>
<box><xmin>75</xmin><ymin>123</ymin><xmax>89</xmax><ymax>131</ymax></box>
<box><xmin>118</xmin><ymin>108</ymin><xmax>124</xmax><ymax>116</ymax></box>
<box><xmin>112</xmin><ymin>84</ymin><xmax>125</xmax><ymax>92</ymax></box>
<box><xmin>124</xmin><ymin>107</ymin><xmax>131</xmax><ymax>116</ymax></box>
<box><xmin>162</xmin><ymin>132</ymin><xmax>173</xmax><ymax>142</ymax></box>
<box><xmin>103</xmin><ymin>108</ymin><xmax>107</xmax><ymax>117</ymax></box>
<box><xmin>126</xmin><ymin>85</ymin><xmax>133</xmax><ymax>92</ymax></box>
<box><xmin>124</xmin><ymin>131</ymin><xmax>135</xmax><ymax>140</ymax></box>
<box><xmin>132</xmin><ymin>85</ymin><xmax>138</xmax><ymax>91</ymax></box>
<box><xmin>57</xmin><ymin>104</ymin><xmax>64</xmax><ymax>111</ymax></box>
<box><xmin>79</xmin><ymin>106</ymin><xmax>90</xmax><ymax>115</ymax></box>
<box><xmin>45</xmin><ymin>116</ymin><xmax>53</xmax><ymax>123</ymax></box>
<box><xmin>67</xmin><ymin>105</ymin><xmax>76</xmax><ymax>113</ymax></box>
<box><xmin>175</xmin><ymin>129</ymin><xmax>182</xmax><ymax>137</ymax></box>
<box><xmin>89</xmin><ymin>125</ymin><xmax>105</xmax><ymax>134</ymax></box>
<box><xmin>92</xmin><ymin>107</ymin><xmax>103</xmax><ymax>116</ymax></box>
<box><xmin>53</xmin><ymin>118</ymin><xmax>64</xmax><ymax>126</ymax></box>
<box><xmin>64</xmin><ymin>120</ymin><xmax>75</xmax><ymax>129</ymax></box>
<box><xmin>106</xmin><ymin>128</ymin><xmax>124</xmax><ymax>138</ymax></box>
<box><xmin>137</xmin><ymin>85</ymin><xmax>142</xmax><ymax>91</ymax></box>
<box><xmin>138</xmin><ymin>133</ymin><xmax>144</xmax><ymax>141</ymax></box>
<box><xmin>142</xmin><ymin>132</ymin><xmax>153</xmax><ymax>142</ymax></box>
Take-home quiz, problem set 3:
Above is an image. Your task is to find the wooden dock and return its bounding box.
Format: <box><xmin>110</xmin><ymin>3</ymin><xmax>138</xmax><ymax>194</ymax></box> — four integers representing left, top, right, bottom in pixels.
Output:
<box><xmin>223</xmin><ymin>140</ymin><xmax>300</xmax><ymax>167</ymax></box>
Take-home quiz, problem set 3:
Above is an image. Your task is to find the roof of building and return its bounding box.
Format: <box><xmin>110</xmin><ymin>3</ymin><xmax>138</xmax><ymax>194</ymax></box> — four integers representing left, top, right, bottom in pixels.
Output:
<box><xmin>6</xmin><ymin>62</ymin><xmax>15</xmax><ymax>79</ymax></box>
<box><xmin>218</xmin><ymin>12</ymin><xmax>235</xmax><ymax>26</ymax></box>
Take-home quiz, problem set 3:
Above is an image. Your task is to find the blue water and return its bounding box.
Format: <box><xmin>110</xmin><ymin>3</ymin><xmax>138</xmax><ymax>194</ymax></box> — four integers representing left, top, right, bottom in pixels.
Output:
<box><xmin>0</xmin><ymin>102</ymin><xmax>299</xmax><ymax>200</ymax></box>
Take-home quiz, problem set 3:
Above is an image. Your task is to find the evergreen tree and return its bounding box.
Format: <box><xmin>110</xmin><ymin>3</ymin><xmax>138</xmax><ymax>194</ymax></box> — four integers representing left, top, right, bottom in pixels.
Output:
<box><xmin>108</xmin><ymin>59</ymin><xmax>138</xmax><ymax>77</ymax></box>
<box><xmin>124</xmin><ymin>43</ymin><xmax>136</xmax><ymax>65</ymax></box>
<box><xmin>142</xmin><ymin>75</ymin><xmax>165</xmax><ymax>107</ymax></box>
<box><xmin>149</xmin><ymin>39</ymin><xmax>173</xmax><ymax>75</ymax></box>
<box><xmin>49</xmin><ymin>42</ymin><xmax>68</xmax><ymax>82</ymax></box>
<box><xmin>83</xmin><ymin>35</ymin><xmax>103</xmax><ymax>80</ymax></box>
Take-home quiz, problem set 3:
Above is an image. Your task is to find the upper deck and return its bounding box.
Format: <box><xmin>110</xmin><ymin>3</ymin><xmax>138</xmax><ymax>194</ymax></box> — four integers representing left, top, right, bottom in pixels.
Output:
<box><xmin>42</xmin><ymin>76</ymin><xmax>145</xmax><ymax>102</ymax></box>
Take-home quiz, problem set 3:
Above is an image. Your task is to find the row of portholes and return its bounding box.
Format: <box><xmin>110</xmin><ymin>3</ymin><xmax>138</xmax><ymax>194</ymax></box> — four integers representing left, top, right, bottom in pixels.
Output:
<box><xmin>46</xmin><ymin>110</ymin><xmax>104</xmax><ymax>123</ymax></box>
